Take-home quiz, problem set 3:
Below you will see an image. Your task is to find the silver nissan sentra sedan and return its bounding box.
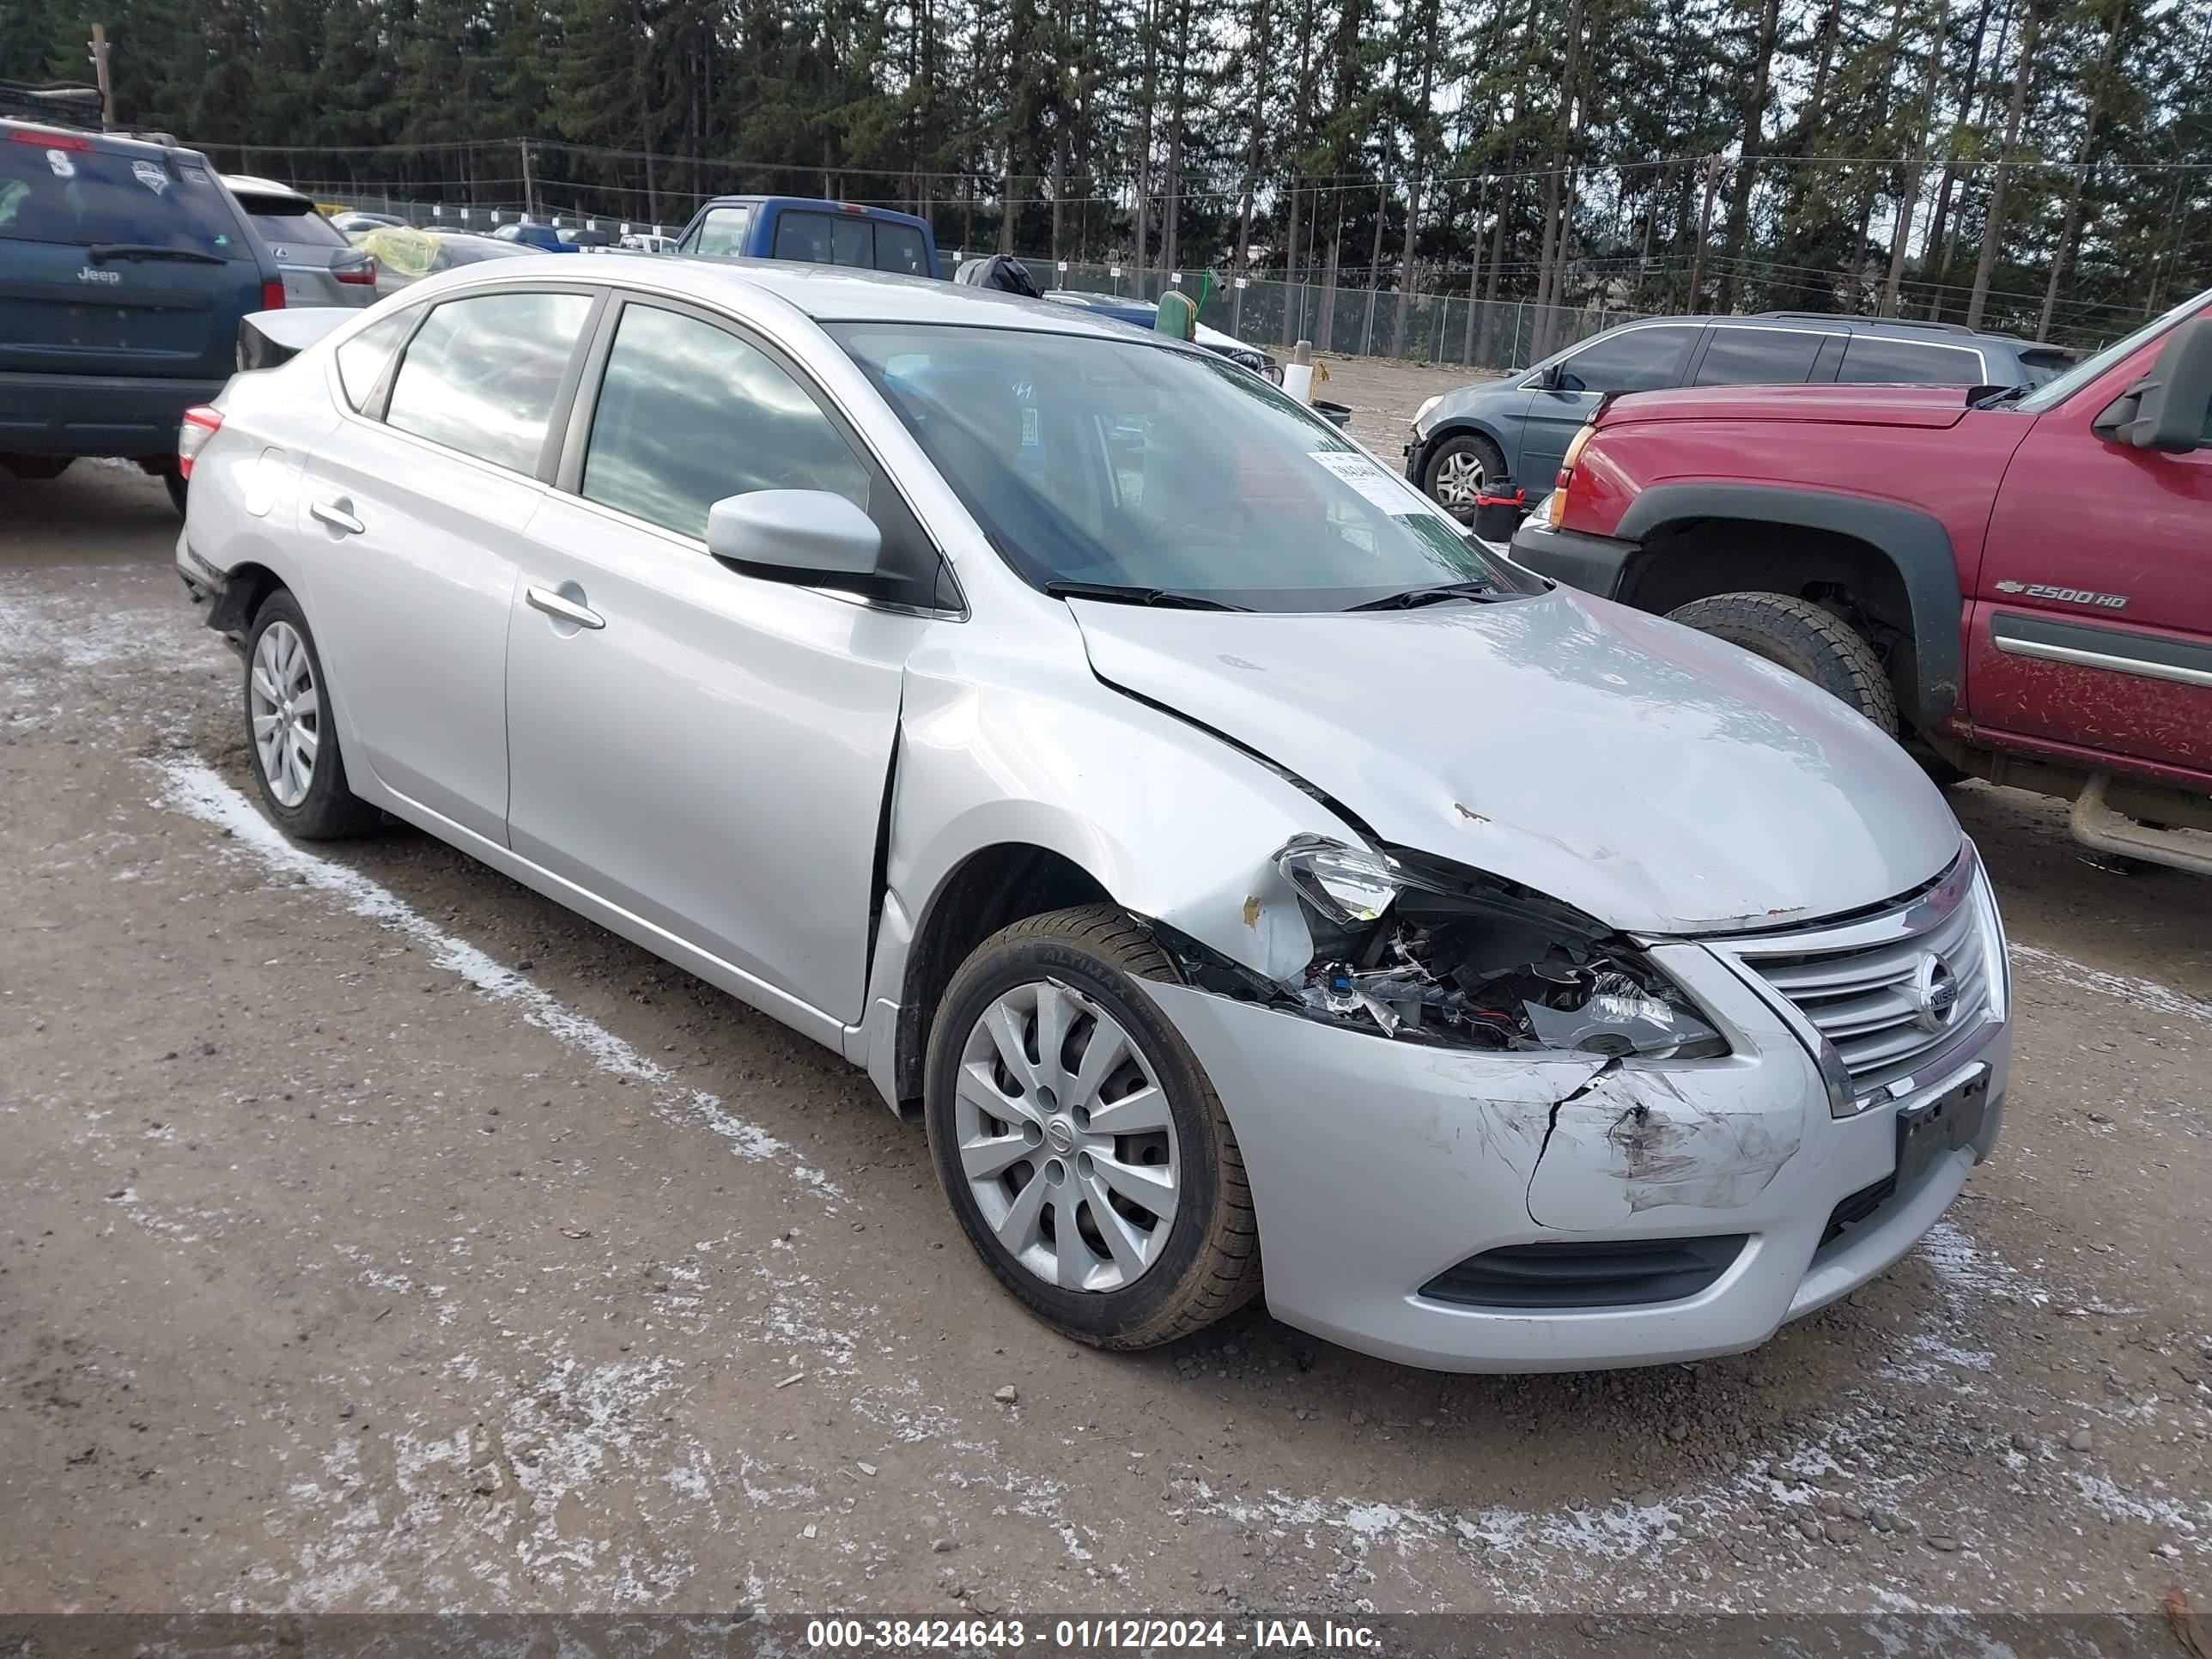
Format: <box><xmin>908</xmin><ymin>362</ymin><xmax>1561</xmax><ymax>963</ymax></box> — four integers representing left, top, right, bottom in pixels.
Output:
<box><xmin>173</xmin><ymin>256</ymin><xmax>2010</xmax><ymax>1372</ymax></box>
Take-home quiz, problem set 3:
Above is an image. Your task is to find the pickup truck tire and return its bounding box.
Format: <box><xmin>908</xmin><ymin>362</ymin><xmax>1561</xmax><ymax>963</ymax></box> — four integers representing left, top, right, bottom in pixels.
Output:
<box><xmin>0</xmin><ymin>454</ymin><xmax>74</xmax><ymax>481</ymax></box>
<box><xmin>1422</xmin><ymin>432</ymin><xmax>1508</xmax><ymax>508</ymax></box>
<box><xmin>1668</xmin><ymin>592</ymin><xmax>1899</xmax><ymax>734</ymax></box>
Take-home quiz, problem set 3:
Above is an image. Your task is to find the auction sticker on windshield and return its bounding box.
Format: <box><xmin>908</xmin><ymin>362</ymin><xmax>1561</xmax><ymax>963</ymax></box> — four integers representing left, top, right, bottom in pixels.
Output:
<box><xmin>1309</xmin><ymin>449</ymin><xmax>1422</xmax><ymax>514</ymax></box>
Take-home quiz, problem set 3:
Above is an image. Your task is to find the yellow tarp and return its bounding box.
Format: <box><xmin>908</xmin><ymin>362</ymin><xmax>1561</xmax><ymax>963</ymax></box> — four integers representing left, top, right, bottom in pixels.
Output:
<box><xmin>350</xmin><ymin>223</ymin><xmax>441</xmax><ymax>277</ymax></box>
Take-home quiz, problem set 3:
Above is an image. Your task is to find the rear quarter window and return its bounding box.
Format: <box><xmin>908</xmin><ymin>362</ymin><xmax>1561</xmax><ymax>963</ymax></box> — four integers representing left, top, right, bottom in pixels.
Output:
<box><xmin>1835</xmin><ymin>336</ymin><xmax>1986</xmax><ymax>386</ymax></box>
<box><xmin>0</xmin><ymin>139</ymin><xmax>250</xmax><ymax>258</ymax></box>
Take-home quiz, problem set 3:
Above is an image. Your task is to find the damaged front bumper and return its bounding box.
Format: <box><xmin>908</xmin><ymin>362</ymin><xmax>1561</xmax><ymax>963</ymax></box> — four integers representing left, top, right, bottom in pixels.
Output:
<box><xmin>1142</xmin><ymin>937</ymin><xmax>2007</xmax><ymax>1373</ymax></box>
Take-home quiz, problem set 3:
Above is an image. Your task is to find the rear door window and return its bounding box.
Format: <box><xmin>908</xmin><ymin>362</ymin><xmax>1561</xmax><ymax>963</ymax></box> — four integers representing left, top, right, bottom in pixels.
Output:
<box><xmin>1693</xmin><ymin>327</ymin><xmax>1827</xmax><ymax>386</ymax></box>
<box><xmin>385</xmin><ymin>289</ymin><xmax>594</xmax><ymax>474</ymax></box>
<box><xmin>876</xmin><ymin>222</ymin><xmax>928</xmax><ymax>276</ymax></box>
<box><xmin>0</xmin><ymin>138</ymin><xmax>250</xmax><ymax>257</ymax></box>
<box><xmin>1835</xmin><ymin>335</ymin><xmax>1988</xmax><ymax>386</ymax></box>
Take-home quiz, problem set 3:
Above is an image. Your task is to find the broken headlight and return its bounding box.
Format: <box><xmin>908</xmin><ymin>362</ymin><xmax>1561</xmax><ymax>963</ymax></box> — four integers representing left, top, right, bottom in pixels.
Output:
<box><xmin>1269</xmin><ymin>836</ymin><xmax>1727</xmax><ymax>1060</ymax></box>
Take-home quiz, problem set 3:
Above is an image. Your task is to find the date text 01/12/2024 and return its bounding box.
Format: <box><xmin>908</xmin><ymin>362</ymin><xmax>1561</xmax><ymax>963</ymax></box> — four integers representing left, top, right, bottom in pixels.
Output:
<box><xmin>802</xmin><ymin>1618</ymin><xmax>1382</xmax><ymax>1650</ymax></box>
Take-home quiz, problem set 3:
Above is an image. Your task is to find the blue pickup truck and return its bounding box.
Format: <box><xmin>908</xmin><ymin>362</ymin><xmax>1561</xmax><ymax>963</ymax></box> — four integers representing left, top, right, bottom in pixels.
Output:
<box><xmin>673</xmin><ymin>196</ymin><xmax>939</xmax><ymax>280</ymax></box>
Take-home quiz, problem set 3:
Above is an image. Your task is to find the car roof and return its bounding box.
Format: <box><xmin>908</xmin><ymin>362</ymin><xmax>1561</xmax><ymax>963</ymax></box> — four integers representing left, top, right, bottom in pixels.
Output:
<box><xmin>453</xmin><ymin>253</ymin><xmax>1144</xmax><ymax>336</ymax></box>
<box><xmin>691</xmin><ymin>194</ymin><xmax>933</xmax><ymax>225</ymax></box>
<box><xmin>1605</xmin><ymin>309</ymin><xmax>2036</xmax><ymax>351</ymax></box>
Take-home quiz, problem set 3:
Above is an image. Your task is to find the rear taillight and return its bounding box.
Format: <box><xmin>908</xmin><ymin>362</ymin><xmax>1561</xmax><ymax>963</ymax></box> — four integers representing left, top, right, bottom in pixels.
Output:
<box><xmin>260</xmin><ymin>279</ymin><xmax>286</xmax><ymax>311</ymax></box>
<box><xmin>178</xmin><ymin>405</ymin><xmax>222</xmax><ymax>479</ymax></box>
<box><xmin>334</xmin><ymin>258</ymin><xmax>377</xmax><ymax>286</ymax></box>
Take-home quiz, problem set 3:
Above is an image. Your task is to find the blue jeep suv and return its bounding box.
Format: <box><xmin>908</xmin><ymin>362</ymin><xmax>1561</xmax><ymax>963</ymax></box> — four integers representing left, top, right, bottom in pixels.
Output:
<box><xmin>2</xmin><ymin>118</ymin><xmax>283</xmax><ymax>511</ymax></box>
<box><xmin>1404</xmin><ymin>311</ymin><xmax>2072</xmax><ymax>507</ymax></box>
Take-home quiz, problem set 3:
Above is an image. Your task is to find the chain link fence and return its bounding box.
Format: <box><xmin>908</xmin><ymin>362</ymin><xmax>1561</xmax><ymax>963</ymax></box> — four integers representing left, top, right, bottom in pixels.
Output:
<box><xmin>1030</xmin><ymin>258</ymin><xmax>1643</xmax><ymax>370</ymax></box>
<box><xmin>301</xmin><ymin>188</ymin><xmax>1648</xmax><ymax>373</ymax></box>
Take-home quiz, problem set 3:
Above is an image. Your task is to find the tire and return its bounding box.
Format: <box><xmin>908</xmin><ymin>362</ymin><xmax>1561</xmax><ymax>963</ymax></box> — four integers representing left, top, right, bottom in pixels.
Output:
<box><xmin>1668</xmin><ymin>591</ymin><xmax>1900</xmax><ymax>734</ymax></box>
<box><xmin>1421</xmin><ymin>430</ymin><xmax>1508</xmax><ymax>509</ymax></box>
<box><xmin>163</xmin><ymin>467</ymin><xmax>187</xmax><ymax>517</ymax></box>
<box><xmin>924</xmin><ymin>905</ymin><xmax>1261</xmax><ymax>1349</ymax></box>
<box><xmin>243</xmin><ymin>590</ymin><xmax>382</xmax><ymax>839</ymax></box>
<box><xmin>0</xmin><ymin>454</ymin><xmax>74</xmax><ymax>482</ymax></box>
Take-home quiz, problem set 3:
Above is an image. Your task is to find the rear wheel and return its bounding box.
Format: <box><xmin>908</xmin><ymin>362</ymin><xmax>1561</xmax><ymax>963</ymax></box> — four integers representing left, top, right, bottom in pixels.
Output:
<box><xmin>925</xmin><ymin>905</ymin><xmax>1261</xmax><ymax>1349</ymax></box>
<box><xmin>1422</xmin><ymin>431</ymin><xmax>1508</xmax><ymax>509</ymax></box>
<box><xmin>1668</xmin><ymin>590</ymin><xmax>1899</xmax><ymax>734</ymax></box>
<box><xmin>162</xmin><ymin>467</ymin><xmax>188</xmax><ymax>517</ymax></box>
<box><xmin>0</xmin><ymin>454</ymin><xmax>74</xmax><ymax>482</ymax></box>
<box><xmin>243</xmin><ymin>590</ymin><xmax>381</xmax><ymax>839</ymax></box>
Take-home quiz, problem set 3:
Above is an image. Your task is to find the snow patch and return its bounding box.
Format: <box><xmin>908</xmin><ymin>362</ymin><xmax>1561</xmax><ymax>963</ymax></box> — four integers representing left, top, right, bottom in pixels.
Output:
<box><xmin>2010</xmin><ymin>942</ymin><xmax>2212</xmax><ymax>1029</ymax></box>
<box><xmin>151</xmin><ymin>756</ymin><xmax>845</xmax><ymax>1203</ymax></box>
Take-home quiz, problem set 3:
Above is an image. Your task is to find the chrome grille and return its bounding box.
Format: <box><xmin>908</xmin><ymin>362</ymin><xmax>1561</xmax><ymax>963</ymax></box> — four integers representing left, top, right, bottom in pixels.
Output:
<box><xmin>1723</xmin><ymin>854</ymin><xmax>2000</xmax><ymax>1106</ymax></box>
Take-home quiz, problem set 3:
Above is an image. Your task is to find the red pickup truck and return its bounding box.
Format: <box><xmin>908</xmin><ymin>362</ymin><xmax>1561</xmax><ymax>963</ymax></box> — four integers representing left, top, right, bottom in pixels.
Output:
<box><xmin>1510</xmin><ymin>288</ymin><xmax>2212</xmax><ymax>874</ymax></box>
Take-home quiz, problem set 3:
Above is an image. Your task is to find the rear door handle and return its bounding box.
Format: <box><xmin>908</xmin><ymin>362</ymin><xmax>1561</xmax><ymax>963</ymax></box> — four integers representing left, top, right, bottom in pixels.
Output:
<box><xmin>309</xmin><ymin>496</ymin><xmax>365</xmax><ymax>535</ymax></box>
<box><xmin>525</xmin><ymin>584</ymin><xmax>605</xmax><ymax>630</ymax></box>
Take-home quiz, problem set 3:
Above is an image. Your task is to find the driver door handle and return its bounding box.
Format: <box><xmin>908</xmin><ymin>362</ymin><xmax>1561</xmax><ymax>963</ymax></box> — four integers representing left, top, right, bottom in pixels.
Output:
<box><xmin>309</xmin><ymin>496</ymin><xmax>365</xmax><ymax>535</ymax></box>
<box><xmin>526</xmin><ymin>585</ymin><xmax>605</xmax><ymax>630</ymax></box>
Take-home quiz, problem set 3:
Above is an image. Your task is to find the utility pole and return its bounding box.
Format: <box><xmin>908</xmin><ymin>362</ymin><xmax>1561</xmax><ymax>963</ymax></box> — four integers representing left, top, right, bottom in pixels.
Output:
<box><xmin>1686</xmin><ymin>153</ymin><xmax>1723</xmax><ymax>313</ymax></box>
<box><xmin>88</xmin><ymin>24</ymin><xmax>115</xmax><ymax>129</ymax></box>
<box><xmin>519</xmin><ymin>138</ymin><xmax>538</xmax><ymax>220</ymax></box>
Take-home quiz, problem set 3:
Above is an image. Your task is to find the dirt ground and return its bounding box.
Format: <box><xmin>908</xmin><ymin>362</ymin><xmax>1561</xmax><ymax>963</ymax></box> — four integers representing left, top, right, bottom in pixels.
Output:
<box><xmin>1273</xmin><ymin>355</ymin><xmax>1486</xmax><ymax>462</ymax></box>
<box><xmin>3</xmin><ymin>368</ymin><xmax>2208</xmax><ymax>1630</ymax></box>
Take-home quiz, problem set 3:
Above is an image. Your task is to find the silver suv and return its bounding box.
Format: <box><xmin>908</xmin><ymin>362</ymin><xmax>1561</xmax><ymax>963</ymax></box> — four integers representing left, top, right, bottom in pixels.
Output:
<box><xmin>222</xmin><ymin>175</ymin><xmax>376</xmax><ymax>308</ymax></box>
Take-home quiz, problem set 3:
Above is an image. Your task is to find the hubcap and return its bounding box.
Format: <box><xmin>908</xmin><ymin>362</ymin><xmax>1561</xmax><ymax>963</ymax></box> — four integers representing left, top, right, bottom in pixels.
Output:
<box><xmin>249</xmin><ymin>620</ymin><xmax>319</xmax><ymax>809</ymax></box>
<box><xmin>954</xmin><ymin>981</ymin><xmax>1180</xmax><ymax>1293</ymax></box>
<box><xmin>1432</xmin><ymin>449</ymin><xmax>1486</xmax><ymax>506</ymax></box>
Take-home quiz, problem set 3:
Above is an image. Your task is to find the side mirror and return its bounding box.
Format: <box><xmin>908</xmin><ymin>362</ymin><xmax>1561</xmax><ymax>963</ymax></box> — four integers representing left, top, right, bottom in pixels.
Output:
<box><xmin>2093</xmin><ymin>314</ymin><xmax>2212</xmax><ymax>453</ymax></box>
<box><xmin>1534</xmin><ymin>362</ymin><xmax>1565</xmax><ymax>392</ymax></box>
<box><xmin>707</xmin><ymin>489</ymin><xmax>884</xmax><ymax>594</ymax></box>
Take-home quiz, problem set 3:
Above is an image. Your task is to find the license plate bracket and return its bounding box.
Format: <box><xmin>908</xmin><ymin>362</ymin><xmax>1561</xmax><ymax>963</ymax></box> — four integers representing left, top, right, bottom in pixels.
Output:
<box><xmin>1894</xmin><ymin>1070</ymin><xmax>1990</xmax><ymax>1194</ymax></box>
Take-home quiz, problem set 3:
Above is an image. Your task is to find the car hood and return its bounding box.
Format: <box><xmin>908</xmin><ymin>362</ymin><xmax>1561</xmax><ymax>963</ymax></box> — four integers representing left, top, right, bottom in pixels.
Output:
<box><xmin>1604</xmin><ymin>383</ymin><xmax>1975</xmax><ymax>430</ymax></box>
<box><xmin>1070</xmin><ymin>588</ymin><xmax>1961</xmax><ymax>936</ymax></box>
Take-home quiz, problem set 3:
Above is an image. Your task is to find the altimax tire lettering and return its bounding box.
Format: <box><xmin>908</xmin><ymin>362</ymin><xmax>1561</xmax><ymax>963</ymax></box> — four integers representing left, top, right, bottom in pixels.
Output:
<box><xmin>1992</xmin><ymin>580</ymin><xmax>2129</xmax><ymax>610</ymax></box>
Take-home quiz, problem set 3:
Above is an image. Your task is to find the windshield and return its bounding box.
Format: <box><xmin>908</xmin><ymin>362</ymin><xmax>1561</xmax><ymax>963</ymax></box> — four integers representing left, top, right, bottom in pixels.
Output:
<box><xmin>2017</xmin><ymin>289</ymin><xmax>2211</xmax><ymax>413</ymax></box>
<box><xmin>833</xmin><ymin>324</ymin><xmax>1531</xmax><ymax>611</ymax></box>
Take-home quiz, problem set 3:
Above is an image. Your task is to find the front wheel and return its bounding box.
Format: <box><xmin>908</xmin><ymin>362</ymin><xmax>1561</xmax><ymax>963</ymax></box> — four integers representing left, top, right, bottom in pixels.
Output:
<box><xmin>924</xmin><ymin>906</ymin><xmax>1261</xmax><ymax>1348</ymax></box>
<box><xmin>1421</xmin><ymin>431</ymin><xmax>1508</xmax><ymax>509</ymax></box>
<box><xmin>1668</xmin><ymin>591</ymin><xmax>1899</xmax><ymax>734</ymax></box>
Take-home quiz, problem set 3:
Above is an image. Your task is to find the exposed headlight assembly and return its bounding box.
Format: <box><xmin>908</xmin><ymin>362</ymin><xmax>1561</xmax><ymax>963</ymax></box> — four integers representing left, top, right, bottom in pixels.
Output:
<box><xmin>1268</xmin><ymin>836</ymin><xmax>1726</xmax><ymax>1060</ymax></box>
<box><xmin>1412</xmin><ymin>395</ymin><xmax>1441</xmax><ymax>431</ymax></box>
